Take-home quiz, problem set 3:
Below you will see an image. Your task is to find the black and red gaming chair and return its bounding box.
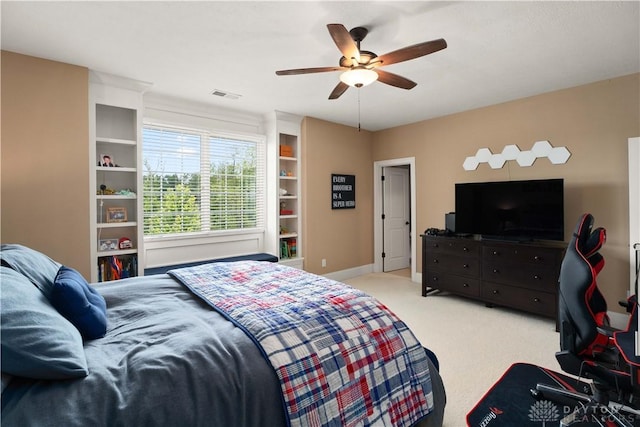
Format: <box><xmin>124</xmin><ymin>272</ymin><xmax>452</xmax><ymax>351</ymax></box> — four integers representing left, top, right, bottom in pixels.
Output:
<box><xmin>534</xmin><ymin>213</ymin><xmax>640</xmax><ymax>426</ymax></box>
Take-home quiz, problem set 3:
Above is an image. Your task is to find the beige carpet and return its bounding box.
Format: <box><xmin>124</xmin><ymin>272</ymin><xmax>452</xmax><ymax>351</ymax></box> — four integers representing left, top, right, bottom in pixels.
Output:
<box><xmin>344</xmin><ymin>272</ymin><xmax>560</xmax><ymax>427</ymax></box>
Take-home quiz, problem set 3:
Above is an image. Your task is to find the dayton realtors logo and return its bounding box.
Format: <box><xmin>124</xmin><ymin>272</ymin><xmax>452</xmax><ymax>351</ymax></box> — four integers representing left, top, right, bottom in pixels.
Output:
<box><xmin>528</xmin><ymin>400</ymin><xmax>637</xmax><ymax>426</ymax></box>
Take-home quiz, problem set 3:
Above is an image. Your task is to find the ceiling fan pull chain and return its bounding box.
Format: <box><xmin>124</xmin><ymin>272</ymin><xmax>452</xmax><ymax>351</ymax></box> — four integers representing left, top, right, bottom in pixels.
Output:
<box><xmin>358</xmin><ymin>89</ymin><xmax>361</xmax><ymax>132</ymax></box>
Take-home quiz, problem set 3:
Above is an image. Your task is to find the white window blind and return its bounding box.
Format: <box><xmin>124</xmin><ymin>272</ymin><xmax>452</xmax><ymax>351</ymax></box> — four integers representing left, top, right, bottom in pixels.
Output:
<box><xmin>142</xmin><ymin>125</ymin><xmax>265</xmax><ymax>237</ymax></box>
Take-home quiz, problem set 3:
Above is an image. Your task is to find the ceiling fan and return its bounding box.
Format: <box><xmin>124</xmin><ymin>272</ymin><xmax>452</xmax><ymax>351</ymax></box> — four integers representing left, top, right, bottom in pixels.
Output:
<box><xmin>275</xmin><ymin>23</ymin><xmax>447</xmax><ymax>100</ymax></box>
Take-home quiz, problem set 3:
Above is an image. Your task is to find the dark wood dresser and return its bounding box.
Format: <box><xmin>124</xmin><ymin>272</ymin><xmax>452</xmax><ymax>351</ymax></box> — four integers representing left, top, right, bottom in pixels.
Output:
<box><xmin>421</xmin><ymin>234</ymin><xmax>565</xmax><ymax>320</ymax></box>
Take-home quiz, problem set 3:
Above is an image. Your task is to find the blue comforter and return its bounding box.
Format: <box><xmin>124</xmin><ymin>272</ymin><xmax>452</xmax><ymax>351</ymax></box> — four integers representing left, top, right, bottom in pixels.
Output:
<box><xmin>2</xmin><ymin>274</ymin><xmax>286</xmax><ymax>426</ymax></box>
<box><xmin>1</xmin><ymin>272</ymin><xmax>445</xmax><ymax>426</ymax></box>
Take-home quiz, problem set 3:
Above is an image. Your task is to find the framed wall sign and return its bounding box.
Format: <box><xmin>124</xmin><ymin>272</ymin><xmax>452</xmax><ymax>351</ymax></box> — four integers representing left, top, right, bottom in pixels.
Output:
<box><xmin>331</xmin><ymin>174</ymin><xmax>355</xmax><ymax>209</ymax></box>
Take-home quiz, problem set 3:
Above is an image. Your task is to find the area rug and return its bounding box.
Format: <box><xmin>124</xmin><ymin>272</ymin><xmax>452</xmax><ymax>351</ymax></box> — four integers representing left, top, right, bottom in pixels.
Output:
<box><xmin>466</xmin><ymin>362</ymin><xmax>634</xmax><ymax>427</ymax></box>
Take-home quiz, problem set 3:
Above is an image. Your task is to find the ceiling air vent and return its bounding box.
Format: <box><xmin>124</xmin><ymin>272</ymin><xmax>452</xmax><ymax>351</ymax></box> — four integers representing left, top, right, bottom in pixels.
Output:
<box><xmin>211</xmin><ymin>89</ymin><xmax>241</xmax><ymax>100</ymax></box>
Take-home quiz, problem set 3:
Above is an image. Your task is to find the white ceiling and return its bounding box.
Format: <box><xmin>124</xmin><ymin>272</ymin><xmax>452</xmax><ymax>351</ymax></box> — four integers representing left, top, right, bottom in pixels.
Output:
<box><xmin>2</xmin><ymin>1</ymin><xmax>639</xmax><ymax>131</ymax></box>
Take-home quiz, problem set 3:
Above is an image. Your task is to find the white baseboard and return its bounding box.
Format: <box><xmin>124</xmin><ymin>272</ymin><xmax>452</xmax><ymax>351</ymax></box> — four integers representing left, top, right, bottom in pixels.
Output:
<box><xmin>322</xmin><ymin>264</ymin><xmax>374</xmax><ymax>282</ymax></box>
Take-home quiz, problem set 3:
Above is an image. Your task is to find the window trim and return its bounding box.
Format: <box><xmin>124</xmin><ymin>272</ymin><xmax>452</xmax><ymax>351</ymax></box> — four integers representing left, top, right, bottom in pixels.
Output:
<box><xmin>141</xmin><ymin>121</ymin><xmax>267</xmax><ymax>243</ymax></box>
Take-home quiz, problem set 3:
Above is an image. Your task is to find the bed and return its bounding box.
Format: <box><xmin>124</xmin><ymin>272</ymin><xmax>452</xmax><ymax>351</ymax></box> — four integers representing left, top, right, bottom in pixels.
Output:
<box><xmin>1</xmin><ymin>244</ymin><xmax>445</xmax><ymax>426</ymax></box>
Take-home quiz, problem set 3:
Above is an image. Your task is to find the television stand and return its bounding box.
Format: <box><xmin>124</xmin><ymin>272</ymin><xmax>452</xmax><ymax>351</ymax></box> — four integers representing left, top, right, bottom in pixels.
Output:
<box><xmin>421</xmin><ymin>234</ymin><xmax>565</xmax><ymax>321</ymax></box>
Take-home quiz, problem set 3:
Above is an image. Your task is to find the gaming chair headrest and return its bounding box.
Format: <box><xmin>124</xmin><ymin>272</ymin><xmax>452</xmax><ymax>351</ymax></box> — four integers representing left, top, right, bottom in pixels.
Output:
<box><xmin>573</xmin><ymin>213</ymin><xmax>606</xmax><ymax>259</ymax></box>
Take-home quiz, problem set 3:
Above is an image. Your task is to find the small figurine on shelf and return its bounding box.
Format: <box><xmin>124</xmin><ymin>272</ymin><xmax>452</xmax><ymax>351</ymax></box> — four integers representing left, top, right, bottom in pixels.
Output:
<box><xmin>97</xmin><ymin>184</ymin><xmax>116</xmax><ymax>195</ymax></box>
<box><xmin>118</xmin><ymin>237</ymin><xmax>133</xmax><ymax>250</ymax></box>
<box><xmin>280</xmin><ymin>169</ymin><xmax>287</xmax><ymax>176</ymax></box>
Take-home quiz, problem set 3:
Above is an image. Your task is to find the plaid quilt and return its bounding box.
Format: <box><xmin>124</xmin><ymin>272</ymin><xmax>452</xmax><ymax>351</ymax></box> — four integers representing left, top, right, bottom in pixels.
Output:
<box><xmin>169</xmin><ymin>261</ymin><xmax>433</xmax><ymax>427</ymax></box>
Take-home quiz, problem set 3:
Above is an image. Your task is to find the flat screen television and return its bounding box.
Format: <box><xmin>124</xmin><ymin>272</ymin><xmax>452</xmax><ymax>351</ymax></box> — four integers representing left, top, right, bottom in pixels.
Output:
<box><xmin>455</xmin><ymin>178</ymin><xmax>564</xmax><ymax>241</ymax></box>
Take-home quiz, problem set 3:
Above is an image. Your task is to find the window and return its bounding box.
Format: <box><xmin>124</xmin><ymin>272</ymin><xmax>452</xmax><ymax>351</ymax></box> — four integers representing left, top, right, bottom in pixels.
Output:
<box><xmin>142</xmin><ymin>125</ymin><xmax>265</xmax><ymax>237</ymax></box>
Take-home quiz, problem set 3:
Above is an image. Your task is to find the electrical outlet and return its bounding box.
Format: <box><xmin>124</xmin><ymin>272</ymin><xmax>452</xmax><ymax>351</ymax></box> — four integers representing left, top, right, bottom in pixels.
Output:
<box><xmin>321</xmin><ymin>259</ymin><xmax>327</xmax><ymax>268</ymax></box>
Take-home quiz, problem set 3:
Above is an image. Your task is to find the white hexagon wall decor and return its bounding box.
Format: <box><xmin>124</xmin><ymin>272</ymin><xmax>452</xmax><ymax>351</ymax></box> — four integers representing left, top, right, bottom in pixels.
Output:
<box><xmin>501</xmin><ymin>144</ymin><xmax>521</xmax><ymax>161</ymax></box>
<box><xmin>488</xmin><ymin>154</ymin><xmax>506</xmax><ymax>169</ymax></box>
<box><xmin>516</xmin><ymin>150</ymin><xmax>537</xmax><ymax>167</ymax></box>
<box><xmin>548</xmin><ymin>146</ymin><xmax>571</xmax><ymax>164</ymax></box>
<box><xmin>475</xmin><ymin>148</ymin><xmax>493</xmax><ymax>162</ymax></box>
<box><xmin>531</xmin><ymin>140</ymin><xmax>553</xmax><ymax>158</ymax></box>
<box><xmin>463</xmin><ymin>156</ymin><xmax>480</xmax><ymax>171</ymax></box>
<box><xmin>462</xmin><ymin>141</ymin><xmax>570</xmax><ymax>170</ymax></box>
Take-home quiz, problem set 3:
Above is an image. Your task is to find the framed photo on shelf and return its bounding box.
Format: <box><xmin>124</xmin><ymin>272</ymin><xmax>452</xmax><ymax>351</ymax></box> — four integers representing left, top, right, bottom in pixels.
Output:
<box><xmin>98</xmin><ymin>239</ymin><xmax>118</xmax><ymax>251</ymax></box>
<box><xmin>98</xmin><ymin>154</ymin><xmax>116</xmax><ymax>167</ymax></box>
<box><xmin>106</xmin><ymin>207</ymin><xmax>127</xmax><ymax>223</ymax></box>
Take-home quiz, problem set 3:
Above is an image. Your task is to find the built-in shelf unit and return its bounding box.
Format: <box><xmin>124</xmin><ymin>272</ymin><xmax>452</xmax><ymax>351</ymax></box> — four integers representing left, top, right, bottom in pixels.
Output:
<box><xmin>269</xmin><ymin>112</ymin><xmax>304</xmax><ymax>269</ymax></box>
<box><xmin>89</xmin><ymin>72</ymin><xmax>150</xmax><ymax>282</ymax></box>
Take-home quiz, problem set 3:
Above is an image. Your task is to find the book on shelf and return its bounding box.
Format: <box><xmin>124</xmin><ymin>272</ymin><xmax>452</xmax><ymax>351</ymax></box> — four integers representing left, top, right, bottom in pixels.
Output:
<box><xmin>98</xmin><ymin>254</ymin><xmax>137</xmax><ymax>282</ymax></box>
<box><xmin>280</xmin><ymin>238</ymin><xmax>297</xmax><ymax>259</ymax></box>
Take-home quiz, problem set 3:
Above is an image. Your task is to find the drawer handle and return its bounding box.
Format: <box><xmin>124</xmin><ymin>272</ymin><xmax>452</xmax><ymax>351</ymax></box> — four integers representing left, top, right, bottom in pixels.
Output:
<box><xmin>463</xmin><ymin>263</ymin><xmax>469</xmax><ymax>268</ymax></box>
<box><xmin>463</xmin><ymin>247</ymin><xmax>469</xmax><ymax>252</ymax></box>
<box><xmin>534</xmin><ymin>255</ymin><xmax>542</xmax><ymax>261</ymax></box>
<box><xmin>493</xmin><ymin>251</ymin><xmax>499</xmax><ymax>256</ymax></box>
<box><xmin>493</xmin><ymin>269</ymin><xmax>499</xmax><ymax>274</ymax></box>
<box><xmin>463</xmin><ymin>283</ymin><xmax>469</xmax><ymax>288</ymax></box>
<box><xmin>534</xmin><ymin>298</ymin><xmax>540</xmax><ymax>303</ymax></box>
<box><xmin>433</xmin><ymin>259</ymin><xmax>439</xmax><ymax>264</ymax></box>
<box><xmin>492</xmin><ymin>290</ymin><xmax>499</xmax><ymax>295</ymax></box>
<box><xmin>432</xmin><ymin>277</ymin><xmax>438</xmax><ymax>282</ymax></box>
<box><xmin>432</xmin><ymin>243</ymin><xmax>439</xmax><ymax>248</ymax></box>
<box><xmin>533</xmin><ymin>275</ymin><xmax>541</xmax><ymax>280</ymax></box>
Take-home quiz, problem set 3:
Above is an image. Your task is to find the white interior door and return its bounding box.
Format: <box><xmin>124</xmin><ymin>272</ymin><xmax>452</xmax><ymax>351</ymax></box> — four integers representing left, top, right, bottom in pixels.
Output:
<box><xmin>383</xmin><ymin>166</ymin><xmax>410</xmax><ymax>272</ymax></box>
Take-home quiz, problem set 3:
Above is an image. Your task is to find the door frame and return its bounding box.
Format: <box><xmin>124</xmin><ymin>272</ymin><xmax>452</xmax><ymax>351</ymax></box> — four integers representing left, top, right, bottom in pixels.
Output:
<box><xmin>373</xmin><ymin>157</ymin><xmax>417</xmax><ymax>281</ymax></box>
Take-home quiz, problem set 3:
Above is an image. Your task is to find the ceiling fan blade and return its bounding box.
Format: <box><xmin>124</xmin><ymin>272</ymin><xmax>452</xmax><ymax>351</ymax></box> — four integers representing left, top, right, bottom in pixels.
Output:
<box><xmin>327</xmin><ymin>24</ymin><xmax>360</xmax><ymax>65</ymax></box>
<box><xmin>328</xmin><ymin>81</ymin><xmax>349</xmax><ymax>99</ymax></box>
<box><xmin>375</xmin><ymin>38</ymin><xmax>447</xmax><ymax>67</ymax></box>
<box><xmin>276</xmin><ymin>66</ymin><xmax>346</xmax><ymax>76</ymax></box>
<box><xmin>376</xmin><ymin>70</ymin><xmax>417</xmax><ymax>90</ymax></box>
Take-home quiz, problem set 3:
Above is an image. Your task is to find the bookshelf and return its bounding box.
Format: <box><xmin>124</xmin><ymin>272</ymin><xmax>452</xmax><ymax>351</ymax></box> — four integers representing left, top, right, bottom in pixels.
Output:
<box><xmin>89</xmin><ymin>72</ymin><xmax>150</xmax><ymax>282</ymax></box>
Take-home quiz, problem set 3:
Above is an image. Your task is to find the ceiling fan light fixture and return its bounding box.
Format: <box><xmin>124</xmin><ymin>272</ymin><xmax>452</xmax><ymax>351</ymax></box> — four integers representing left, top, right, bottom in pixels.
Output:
<box><xmin>340</xmin><ymin>68</ymin><xmax>378</xmax><ymax>88</ymax></box>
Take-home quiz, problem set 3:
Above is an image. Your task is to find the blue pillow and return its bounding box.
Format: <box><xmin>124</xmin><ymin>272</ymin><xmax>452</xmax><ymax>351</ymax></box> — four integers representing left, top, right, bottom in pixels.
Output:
<box><xmin>51</xmin><ymin>266</ymin><xmax>107</xmax><ymax>340</ymax></box>
<box><xmin>0</xmin><ymin>244</ymin><xmax>61</xmax><ymax>299</ymax></box>
<box><xmin>0</xmin><ymin>267</ymin><xmax>88</xmax><ymax>379</ymax></box>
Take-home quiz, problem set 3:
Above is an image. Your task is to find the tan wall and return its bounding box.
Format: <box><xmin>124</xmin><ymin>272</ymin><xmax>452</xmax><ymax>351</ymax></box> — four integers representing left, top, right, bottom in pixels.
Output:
<box><xmin>372</xmin><ymin>73</ymin><xmax>640</xmax><ymax>312</ymax></box>
<box><xmin>301</xmin><ymin>117</ymin><xmax>373</xmax><ymax>274</ymax></box>
<box><xmin>1</xmin><ymin>51</ymin><xmax>90</xmax><ymax>277</ymax></box>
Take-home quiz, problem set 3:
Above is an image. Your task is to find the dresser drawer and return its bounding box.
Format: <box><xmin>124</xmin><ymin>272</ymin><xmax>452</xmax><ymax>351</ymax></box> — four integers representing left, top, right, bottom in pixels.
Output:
<box><xmin>482</xmin><ymin>282</ymin><xmax>556</xmax><ymax>318</ymax></box>
<box><xmin>425</xmin><ymin>253</ymin><xmax>480</xmax><ymax>277</ymax></box>
<box><xmin>424</xmin><ymin>271</ymin><xmax>481</xmax><ymax>298</ymax></box>
<box><xmin>482</xmin><ymin>261</ymin><xmax>559</xmax><ymax>292</ymax></box>
<box><xmin>483</xmin><ymin>244</ymin><xmax>562</xmax><ymax>267</ymax></box>
<box><xmin>424</xmin><ymin>237</ymin><xmax>481</xmax><ymax>257</ymax></box>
